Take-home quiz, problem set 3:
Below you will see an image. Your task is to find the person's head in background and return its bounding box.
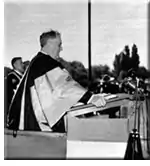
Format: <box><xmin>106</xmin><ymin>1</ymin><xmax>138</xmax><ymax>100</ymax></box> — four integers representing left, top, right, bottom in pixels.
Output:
<box><xmin>11</xmin><ymin>57</ymin><xmax>24</xmax><ymax>74</ymax></box>
<box><xmin>40</xmin><ymin>29</ymin><xmax>63</xmax><ymax>60</ymax></box>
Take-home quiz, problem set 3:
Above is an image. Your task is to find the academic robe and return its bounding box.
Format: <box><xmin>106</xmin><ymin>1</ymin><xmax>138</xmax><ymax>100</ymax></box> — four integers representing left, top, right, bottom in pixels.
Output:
<box><xmin>6</xmin><ymin>70</ymin><xmax>22</xmax><ymax>108</ymax></box>
<box><xmin>7</xmin><ymin>52</ymin><xmax>89</xmax><ymax>132</ymax></box>
<box><xmin>5</xmin><ymin>70</ymin><xmax>22</xmax><ymax>128</ymax></box>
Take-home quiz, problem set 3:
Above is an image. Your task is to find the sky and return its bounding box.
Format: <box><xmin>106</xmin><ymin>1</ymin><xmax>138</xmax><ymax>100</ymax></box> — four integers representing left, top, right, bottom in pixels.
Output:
<box><xmin>4</xmin><ymin>0</ymin><xmax>148</xmax><ymax>69</ymax></box>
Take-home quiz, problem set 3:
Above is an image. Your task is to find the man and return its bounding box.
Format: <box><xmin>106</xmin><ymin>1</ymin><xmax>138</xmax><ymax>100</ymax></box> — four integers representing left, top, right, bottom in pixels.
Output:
<box><xmin>5</xmin><ymin>57</ymin><xmax>24</xmax><ymax>127</ymax></box>
<box><xmin>6</xmin><ymin>57</ymin><xmax>24</xmax><ymax>111</ymax></box>
<box><xmin>7</xmin><ymin>30</ymin><xmax>106</xmax><ymax>132</ymax></box>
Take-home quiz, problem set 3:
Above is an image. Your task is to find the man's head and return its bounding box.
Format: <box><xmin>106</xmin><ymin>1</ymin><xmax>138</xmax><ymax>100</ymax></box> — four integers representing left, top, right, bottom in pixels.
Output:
<box><xmin>11</xmin><ymin>57</ymin><xmax>24</xmax><ymax>74</ymax></box>
<box><xmin>40</xmin><ymin>30</ymin><xmax>63</xmax><ymax>60</ymax></box>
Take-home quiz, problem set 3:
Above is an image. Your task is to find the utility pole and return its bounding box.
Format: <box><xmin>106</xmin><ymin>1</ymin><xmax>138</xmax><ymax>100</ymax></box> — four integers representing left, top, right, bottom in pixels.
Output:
<box><xmin>148</xmin><ymin>3</ymin><xmax>150</xmax><ymax>70</ymax></box>
<box><xmin>88</xmin><ymin>0</ymin><xmax>92</xmax><ymax>85</ymax></box>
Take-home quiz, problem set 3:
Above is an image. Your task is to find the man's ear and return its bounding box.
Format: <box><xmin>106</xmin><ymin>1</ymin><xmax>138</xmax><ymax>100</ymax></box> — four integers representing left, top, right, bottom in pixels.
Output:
<box><xmin>13</xmin><ymin>62</ymin><xmax>17</xmax><ymax>69</ymax></box>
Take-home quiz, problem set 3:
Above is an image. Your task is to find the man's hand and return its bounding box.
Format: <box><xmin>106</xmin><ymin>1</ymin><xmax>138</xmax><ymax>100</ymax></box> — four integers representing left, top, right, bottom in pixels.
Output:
<box><xmin>87</xmin><ymin>94</ymin><xmax>106</xmax><ymax>107</ymax></box>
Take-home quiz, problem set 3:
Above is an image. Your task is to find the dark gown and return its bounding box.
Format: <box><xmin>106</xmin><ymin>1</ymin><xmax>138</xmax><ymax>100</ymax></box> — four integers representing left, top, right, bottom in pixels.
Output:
<box><xmin>7</xmin><ymin>52</ymin><xmax>91</xmax><ymax>132</ymax></box>
<box><xmin>6</xmin><ymin>70</ymin><xmax>22</xmax><ymax>109</ymax></box>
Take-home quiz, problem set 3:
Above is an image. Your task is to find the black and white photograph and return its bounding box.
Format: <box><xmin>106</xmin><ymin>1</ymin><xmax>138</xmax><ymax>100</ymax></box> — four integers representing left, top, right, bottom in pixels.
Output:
<box><xmin>3</xmin><ymin>0</ymin><xmax>150</xmax><ymax>160</ymax></box>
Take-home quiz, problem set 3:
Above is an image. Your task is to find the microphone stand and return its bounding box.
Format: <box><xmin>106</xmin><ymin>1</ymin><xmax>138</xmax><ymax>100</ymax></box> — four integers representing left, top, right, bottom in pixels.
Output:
<box><xmin>124</xmin><ymin>77</ymin><xmax>144</xmax><ymax>160</ymax></box>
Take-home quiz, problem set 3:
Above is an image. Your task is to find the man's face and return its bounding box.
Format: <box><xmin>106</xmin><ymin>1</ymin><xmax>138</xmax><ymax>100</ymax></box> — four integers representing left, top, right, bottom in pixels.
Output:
<box><xmin>14</xmin><ymin>59</ymin><xmax>24</xmax><ymax>74</ymax></box>
<box><xmin>46</xmin><ymin>35</ymin><xmax>63</xmax><ymax>59</ymax></box>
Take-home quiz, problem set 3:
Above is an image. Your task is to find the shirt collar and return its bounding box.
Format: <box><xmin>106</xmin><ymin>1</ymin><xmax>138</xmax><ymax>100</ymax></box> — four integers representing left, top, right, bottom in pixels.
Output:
<box><xmin>14</xmin><ymin>69</ymin><xmax>23</xmax><ymax>76</ymax></box>
<box><xmin>40</xmin><ymin>50</ymin><xmax>49</xmax><ymax>55</ymax></box>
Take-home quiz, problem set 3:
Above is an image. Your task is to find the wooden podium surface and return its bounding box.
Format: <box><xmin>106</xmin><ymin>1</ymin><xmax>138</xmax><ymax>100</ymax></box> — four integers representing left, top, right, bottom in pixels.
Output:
<box><xmin>68</xmin><ymin>93</ymin><xmax>132</xmax><ymax>117</ymax></box>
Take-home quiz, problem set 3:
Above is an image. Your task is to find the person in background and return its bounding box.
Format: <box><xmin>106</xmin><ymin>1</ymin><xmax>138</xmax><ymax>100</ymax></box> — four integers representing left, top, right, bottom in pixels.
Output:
<box><xmin>5</xmin><ymin>57</ymin><xmax>24</xmax><ymax>127</ymax></box>
<box><xmin>6</xmin><ymin>57</ymin><xmax>24</xmax><ymax>112</ymax></box>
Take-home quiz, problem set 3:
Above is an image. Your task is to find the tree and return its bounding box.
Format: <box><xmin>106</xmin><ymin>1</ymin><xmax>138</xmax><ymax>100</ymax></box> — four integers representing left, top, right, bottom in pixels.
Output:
<box><xmin>113</xmin><ymin>54</ymin><xmax>122</xmax><ymax>78</ymax></box>
<box><xmin>90</xmin><ymin>64</ymin><xmax>111</xmax><ymax>81</ymax></box>
<box><xmin>70</xmin><ymin>61</ymin><xmax>88</xmax><ymax>88</ymax></box>
<box><xmin>118</xmin><ymin>70</ymin><xmax>128</xmax><ymax>81</ymax></box>
<box><xmin>100</xmin><ymin>64</ymin><xmax>111</xmax><ymax>75</ymax></box>
<box><xmin>123</xmin><ymin>45</ymin><xmax>131</xmax><ymax>70</ymax></box>
<box><xmin>131</xmin><ymin>44</ymin><xmax>140</xmax><ymax>70</ymax></box>
<box><xmin>91</xmin><ymin>65</ymin><xmax>102</xmax><ymax>80</ymax></box>
<box><xmin>124</xmin><ymin>45</ymin><xmax>130</xmax><ymax>57</ymax></box>
<box><xmin>137</xmin><ymin>66</ymin><xmax>150</xmax><ymax>80</ymax></box>
<box><xmin>113</xmin><ymin>44</ymin><xmax>140</xmax><ymax>80</ymax></box>
<box><xmin>59</xmin><ymin>58</ymin><xmax>88</xmax><ymax>88</ymax></box>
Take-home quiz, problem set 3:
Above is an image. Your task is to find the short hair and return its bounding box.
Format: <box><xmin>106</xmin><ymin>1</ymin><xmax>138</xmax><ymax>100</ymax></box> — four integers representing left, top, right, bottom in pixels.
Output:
<box><xmin>11</xmin><ymin>57</ymin><xmax>22</xmax><ymax>68</ymax></box>
<box><xmin>40</xmin><ymin>29</ymin><xmax>61</xmax><ymax>48</ymax></box>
